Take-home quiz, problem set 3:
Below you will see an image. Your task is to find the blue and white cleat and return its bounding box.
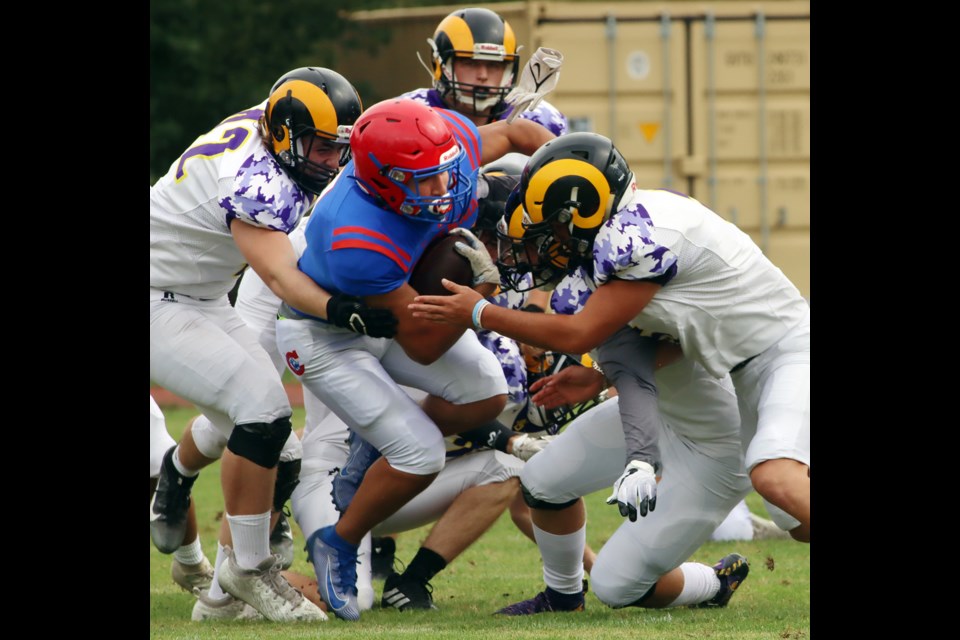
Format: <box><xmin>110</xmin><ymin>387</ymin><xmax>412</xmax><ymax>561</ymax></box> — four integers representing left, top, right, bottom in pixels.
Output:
<box><xmin>306</xmin><ymin>525</ymin><xmax>361</xmax><ymax>621</ymax></box>
<box><xmin>331</xmin><ymin>431</ymin><xmax>382</xmax><ymax>513</ymax></box>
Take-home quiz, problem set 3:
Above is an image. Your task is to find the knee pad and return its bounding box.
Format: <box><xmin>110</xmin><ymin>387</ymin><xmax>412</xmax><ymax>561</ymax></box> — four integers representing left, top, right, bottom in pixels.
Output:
<box><xmin>274</xmin><ymin>459</ymin><xmax>301</xmax><ymax>512</ymax></box>
<box><xmin>191</xmin><ymin>414</ymin><xmax>229</xmax><ymax>460</ymax></box>
<box><xmin>226</xmin><ymin>416</ymin><xmax>292</xmax><ymax>469</ymax></box>
<box><xmin>520</xmin><ymin>482</ymin><xmax>579</xmax><ymax>511</ymax></box>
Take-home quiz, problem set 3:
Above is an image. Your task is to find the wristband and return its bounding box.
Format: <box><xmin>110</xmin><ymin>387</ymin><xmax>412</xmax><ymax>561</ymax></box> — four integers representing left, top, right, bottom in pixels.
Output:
<box><xmin>472</xmin><ymin>299</ymin><xmax>492</xmax><ymax>330</ymax></box>
<box><xmin>592</xmin><ymin>359</ymin><xmax>610</xmax><ymax>390</ymax></box>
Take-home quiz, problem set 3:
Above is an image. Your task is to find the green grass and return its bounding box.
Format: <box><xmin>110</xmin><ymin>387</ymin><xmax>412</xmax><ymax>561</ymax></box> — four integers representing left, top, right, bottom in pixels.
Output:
<box><xmin>151</xmin><ymin>406</ymin><xmax>810</xmax><ymax>639</ymax></box>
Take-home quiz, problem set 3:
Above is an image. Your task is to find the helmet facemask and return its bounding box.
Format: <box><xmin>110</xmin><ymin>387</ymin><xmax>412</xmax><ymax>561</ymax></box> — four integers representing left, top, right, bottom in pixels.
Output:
<box><xmin>495</xmin><ymin>208</ymin><xmax>568</xmax><ymax>293</ymax></box>
<box><xmin>436</xmin><ymin>46</ymin><xmax>518</xmax><ymax>116</ymax></box>
<box><xmin>264</xmin><ymin>68</ymin><xmax>363</xmax><ymax>196</ymax></box>
<box><xmin>423</xmin><ymin>8</ymin><xmax>521</xmax><ymax>119</ymax></box>
<box><xmin>517</xmin><ymin>133</ymin><xmax>632</xmax><ymax>278</ymax></box>
<box><xmin>524</xmin><ymin>351</ymin><xmax>605</xmax><ymax>434</ymax></box>
<box><xmin>277</xmin><ymin>120</ymin><xmax>353</xmax><ymax>195</ymax></box>
<box><xmin>361</xmin><ymin>143</ymin><xmax>473</xmax><ymax>224</ymax></box>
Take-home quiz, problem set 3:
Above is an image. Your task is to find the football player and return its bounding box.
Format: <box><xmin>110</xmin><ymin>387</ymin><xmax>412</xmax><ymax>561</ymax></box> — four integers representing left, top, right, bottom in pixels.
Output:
<box><xmin>408</xmin><ymin>132</ymin><xmax>809</xmax><ymax>613</ymax></box>
<box><xmin>401</xmin><ymin>7</ymin><xmax>567</xmax><ymax>135</ymax></box>
<box><xmin>275</xmin><ymin>98</ymin><xmax>556</xmax><ymax>621</ymax></box>
<box><xmin>150</xmin><ymin>66</ymin><xmax>397</xmax><ymax>623</ymax></box>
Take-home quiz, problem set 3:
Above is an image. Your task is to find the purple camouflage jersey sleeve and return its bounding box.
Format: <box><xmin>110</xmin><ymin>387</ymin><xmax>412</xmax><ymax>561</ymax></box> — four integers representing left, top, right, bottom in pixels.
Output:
<box><xmin>550</xmin><ymin>268</ymin><xmax>593</xmax><ymax>315</ymax></box>
<box><xmin>503</xmin><ymin>99</ymin><xmax>568</xmax><ymax>136</ymax></box>
<box><xmin>219</xmin><ymin>146</ymin><xmax>311</xmax><ymax>234</ymax></box>
<box><xmin>397</xmin><ymin>88</ymin><xmax>448</xmax><ymax>110</ymax></box>
<box><xmin>592</xmin><ymin>204</ymin><xmax>678</xmax><ymax>287</ymax></box>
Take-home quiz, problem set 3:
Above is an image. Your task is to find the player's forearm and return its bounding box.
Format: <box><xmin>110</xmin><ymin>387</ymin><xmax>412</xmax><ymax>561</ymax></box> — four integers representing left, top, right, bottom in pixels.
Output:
<box><xmin>479</xmin><ymin>119</ymin><xmax>555</xmax><ymax>164</ymax></box>
<box><xmin>479</xmin><ymin>304</ymin><xmax>598</xmax><ymax>354</ymax></box>
<box><xmin>232</xmin><ymin>219</ymin><xmax>333</xmax><ymax>321</ymax></box>
<box><xmin>506</xmin><ymin>119</ymin><xmax>555</xmax><ymax>157</ymax></box>
<box><xmin>595</xmin><ymin>331</ymin><xmax>663</xmax><ymax>471</ymax></box>
<box><xmin>261</xmin><ymin>268</ymin><xmax>332</xmax><ymax>321</ymax></box>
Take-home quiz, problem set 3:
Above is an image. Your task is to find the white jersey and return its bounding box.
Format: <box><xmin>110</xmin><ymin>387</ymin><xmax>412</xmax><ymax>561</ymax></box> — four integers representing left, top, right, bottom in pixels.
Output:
<box><xmin>150</xmin><ymin>101</ymin><xmax>314</xmax><ymax>300</ymax></box>
<box><xmin>587</xmin><ymin>186</ymin><xmax>808</xmax><ymax>378</ymax></box>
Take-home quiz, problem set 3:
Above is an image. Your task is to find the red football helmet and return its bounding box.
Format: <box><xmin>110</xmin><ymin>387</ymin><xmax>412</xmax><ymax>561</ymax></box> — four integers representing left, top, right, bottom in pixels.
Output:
<box><xmin>350</xmin><ymin>99</ymin><xmax>472</xmax><ymax>224</ymax></box>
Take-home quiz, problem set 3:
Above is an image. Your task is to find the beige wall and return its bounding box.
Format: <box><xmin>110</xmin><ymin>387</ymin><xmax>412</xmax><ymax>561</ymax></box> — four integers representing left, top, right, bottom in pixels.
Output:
<box><xmin>341</xmin><ymin>2</ymin><xmax>810</xmax><ymax>297</ymax></box>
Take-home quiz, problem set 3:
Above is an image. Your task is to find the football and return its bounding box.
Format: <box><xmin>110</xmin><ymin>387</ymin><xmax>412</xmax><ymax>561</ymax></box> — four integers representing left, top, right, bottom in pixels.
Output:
<box><xmin>409</xmin><ymin>234</ymin><xmax>474</xmax><ymax>296</ymax></box>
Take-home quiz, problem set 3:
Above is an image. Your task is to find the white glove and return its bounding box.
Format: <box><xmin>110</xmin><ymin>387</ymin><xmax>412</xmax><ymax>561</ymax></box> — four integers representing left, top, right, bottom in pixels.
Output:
<box><xmin>450</xmin><ymin>227</ymin><xmax>500</xmax><ymax>286</ymax></box>
<box><xmin>504</xmin><ymin>47</ymin><xmax>564</xmax><ymax>123</ymax></box>
<box><xmin>606</xmin><ymin>460</ymin><xmax>658</xmax><ymax>522</ymax></box>
<box><xmin>509</xmin><ymin>433</ymin><xmax>556</xmax><ymax>462</ymax></box>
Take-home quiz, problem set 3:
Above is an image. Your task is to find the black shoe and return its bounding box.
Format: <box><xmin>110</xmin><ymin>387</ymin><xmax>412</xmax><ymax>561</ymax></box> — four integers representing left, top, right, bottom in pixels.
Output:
<box><xmin>371</xmin><ymin>536</ymin><xmax>397</xmax><ymax>580</ymax></box>
<box><xmin>697</xmin><ymin>553</ymin><xmax>750</xmax><ymax>608</ymax></box>
<box><xmin>495</xmin><ymin>586</ymin><xmax>585</xmax><ymax>615</ymax></box>
<box><xmin>270</xmin><ymin>509</ymin><xmax>295</xmax><ymax>570</ymax></box>
<box><xmin>150</xmin><ymin>446</ymin><xmax>197</xmax><ymax>554</ymax></box>
<box><xmin>381</xmin><ymin>572</ymin><xmax>437</xmax><ymax>611</ymax></box>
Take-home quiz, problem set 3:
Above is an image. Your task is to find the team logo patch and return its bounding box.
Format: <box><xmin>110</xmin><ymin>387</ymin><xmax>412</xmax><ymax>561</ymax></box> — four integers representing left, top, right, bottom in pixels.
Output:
<box><xmin>285</xmin><ymin>350</ymin><xmax>305</xmax><ymax>376</ymax></box>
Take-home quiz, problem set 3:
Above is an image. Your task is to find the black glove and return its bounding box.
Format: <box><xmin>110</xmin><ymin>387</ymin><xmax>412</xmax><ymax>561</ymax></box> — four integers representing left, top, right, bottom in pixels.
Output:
<box><xmin>476</xmin><ymin>173</ymin><xmax>521</xmax><ymax>230</ymax></box>
<box><xmin>327</xmin><ymin>293</ymin><xmax>398</xmax><ymax>338</ymax></box>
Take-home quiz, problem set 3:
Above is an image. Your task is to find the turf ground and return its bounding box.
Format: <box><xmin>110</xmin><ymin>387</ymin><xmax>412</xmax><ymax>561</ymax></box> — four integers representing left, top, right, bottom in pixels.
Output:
<box><xmin>150</xmin><ymin>405</ymin><xmax>810</xmax><ymax>640</ymax></box>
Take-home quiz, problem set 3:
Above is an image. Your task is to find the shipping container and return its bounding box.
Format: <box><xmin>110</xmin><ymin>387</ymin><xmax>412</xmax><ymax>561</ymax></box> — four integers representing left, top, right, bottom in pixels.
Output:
<box><xmin>343</xmin><ymin>2</ymin><xmax>811</xmax><ymax>297</ymax></box>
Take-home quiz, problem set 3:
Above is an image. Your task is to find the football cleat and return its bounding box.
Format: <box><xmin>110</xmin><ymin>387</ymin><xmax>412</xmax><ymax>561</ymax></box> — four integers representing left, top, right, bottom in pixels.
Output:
<box><xmin>495</xmin><ymin>586</ymin><xmax>585</xmax><ymax>615</ymax></box>
<box><xmin>270</xmin><ymin>510</ymin><xmax>295</xmax><ymax>570</ymax></box>
<box><xmin>150</xmin><ymin>446</ymin><xmax>197</xmax><ymax>554</ymax></box>
<box><xmin>697</xmin><ymin>553</ymin><xmax>750</xmax><ymax>608</ymax></box>
<box><xmin>306</xmin><ymin>525</ymin><xmax>361</xmax><ymax>621</ymax></box>
<box><xmin>190</xmin><ymin>588</ymin><xmax>264</xmax><ymax>621</ymax></box>
<box><xmin>331</xmin><ymin>431</ymin><xmax>382</xmax><ymax>513</ymax></box>
<box><xmin>381</xmin><ymin>572</ymin><xmax>437</xmax><ymax>611</ymax></box>
<box><xmin>172</xmin><ymin>555</ymin><xmax>215</xmax><ymax>594</ymax></box>
<box><xmin>370</xmin><ymin>536</ymin><xmax>397</xmax><ymax>580</ymax></box>
<box><xmin>217</xmin><ymin>546</ymin><xmax>328</xmax><ymax>622</ymax></box>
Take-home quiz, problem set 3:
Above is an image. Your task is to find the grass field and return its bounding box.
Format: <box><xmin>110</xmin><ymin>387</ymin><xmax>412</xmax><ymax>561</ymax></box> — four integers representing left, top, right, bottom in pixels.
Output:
<box><xmin>150</xmin><ymin>406</ymin><xmax>810</xmax><ymax>639</ymax></box>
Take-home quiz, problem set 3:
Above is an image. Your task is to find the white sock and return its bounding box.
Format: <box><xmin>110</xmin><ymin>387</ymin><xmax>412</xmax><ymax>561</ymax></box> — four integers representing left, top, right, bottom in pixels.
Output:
<box><xmin>171</xmin><ymin>446</ymin><xmax>199</xmax><ymax>477</ymax></box>
<box><xmin>532</xmin><ymin>522</ymin><xmax>585</xmax><ymax>595</ymax></box>
<box><xmin>174</xmin><ymin>535</ymin><xmax>204</xmax><ymax>566</ymax></box>
<box><xmin>208</xmin><ymin>543</ymin><xmax>229</xmax><ymax>600</ymax></box>
<box><xmin>356</xmin><ymin>532</ymin><xmax>374</xmax><ymax>611</ymax></box>
<box><xmin>666</xmin><ymin>563</ymin><xmax>720</xmax><ymax>607</ymax></box>
<box><xmin>226</xmin><ymin>511</ymin><xmax>271</xmax><ymax>569</ymax></box>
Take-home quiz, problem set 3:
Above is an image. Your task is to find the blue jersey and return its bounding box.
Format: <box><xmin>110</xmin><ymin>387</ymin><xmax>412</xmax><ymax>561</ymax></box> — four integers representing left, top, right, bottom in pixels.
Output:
<box><xmin>297</xmin><ymin>109</ymin><xmax>482</xmax><ymax>311</ymax></box>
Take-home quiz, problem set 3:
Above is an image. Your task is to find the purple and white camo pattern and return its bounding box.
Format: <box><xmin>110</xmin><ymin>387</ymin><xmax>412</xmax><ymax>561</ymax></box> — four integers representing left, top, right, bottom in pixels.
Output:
<box><xmin>550</xmin><ymin>202</ymin><xmax>677</xmax><ymax>315</ymax></box>
<box><xmin>398</xmin><ymin>88</ymin><xmax>569</xmax><ymax>137</ymax></box>
<box><xmin>218</xmin><ymin>145</ymin><xmax>311</xmax><ymax>235</ymax></box>
<box><xmin>591</xmin><ymin>201</ymin><xmax>677</xmax><ymax>287</ymax></box>
<box><xmin>550</xmin><ymin>266</ymin><xmax>593</xmax><ymax>315</ymax></box>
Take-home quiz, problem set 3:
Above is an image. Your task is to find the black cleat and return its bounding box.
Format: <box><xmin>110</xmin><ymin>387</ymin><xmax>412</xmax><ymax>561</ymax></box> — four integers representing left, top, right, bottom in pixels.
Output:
<box><xmin>270</xmin><ymin>509</ymin><xmax>295</xmax><ymax>570</ymax></box>
<box><xmin>697</xmin><ymin>553</ymin><xmax>750</xmax><ymax>608</ymax></box>
<box><xmin>371</xmin><ymin>536</ymin><xmax>397</xmax><ymax>580</ymax></box>
<box><xmin>495</xmin><ymin>586</ymin><xmax>585</xmax><ymax>615</ymax></box>
<box><xmin>150</xmin><ymin>446</ymin><xmax>197</xmax><ymax>554</ymax></box>
<box><xmin>381</xmin><ymin>572</ymin><xmax>437</xmax><ymax>611</ymax></box>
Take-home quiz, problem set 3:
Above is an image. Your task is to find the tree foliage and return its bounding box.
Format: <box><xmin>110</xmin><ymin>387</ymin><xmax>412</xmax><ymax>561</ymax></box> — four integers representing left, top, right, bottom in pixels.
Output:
<box><xmin>150</xmin><ymin>0</ymin><xmax>517</xmax><ymax>182</ymax></box>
